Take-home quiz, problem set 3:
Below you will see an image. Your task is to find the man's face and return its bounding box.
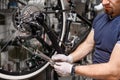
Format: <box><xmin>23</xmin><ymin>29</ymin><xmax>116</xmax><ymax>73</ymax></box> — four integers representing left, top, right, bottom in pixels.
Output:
<box><xmin>102</xmin><ymin>0</ymin><xmax>120</xmax><ymax>17</ymax></box>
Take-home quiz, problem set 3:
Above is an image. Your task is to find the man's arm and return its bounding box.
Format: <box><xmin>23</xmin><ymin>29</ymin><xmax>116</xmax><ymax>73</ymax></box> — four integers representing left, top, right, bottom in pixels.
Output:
<box><xmin>70</xmin><ymin>29</ymin><xmax>95</xmax><ymax>62</ymax></box>
<box><xmin>75</xmin><ymin>43</ymin><xmax>120</xmax><ymax>79</ymax></box>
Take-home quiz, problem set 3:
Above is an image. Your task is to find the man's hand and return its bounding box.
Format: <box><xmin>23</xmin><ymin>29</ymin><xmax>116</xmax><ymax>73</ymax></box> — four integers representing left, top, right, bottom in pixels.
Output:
<box><xmin>54</xmin><ymin>62</ymin><xmax>73</xmax><ymax>76</ymax></box>
<box><xmin>52</xmin><ymin>54</ymin><xmax>73</xmax><ymax>63</ymax></box>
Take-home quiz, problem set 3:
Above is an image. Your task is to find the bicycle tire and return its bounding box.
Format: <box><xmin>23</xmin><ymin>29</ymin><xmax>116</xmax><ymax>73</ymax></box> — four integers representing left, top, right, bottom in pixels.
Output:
<box><xmin>0</xmin><ymin>0</ymin><xmax>66</xmax><ymax>79</ymax></box>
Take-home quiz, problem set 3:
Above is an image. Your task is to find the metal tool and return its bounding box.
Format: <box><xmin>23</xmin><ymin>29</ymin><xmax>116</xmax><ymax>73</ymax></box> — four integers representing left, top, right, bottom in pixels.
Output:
<box><xmin>36</xmin><ymin>50</ymin><xmax>56</xmax><ymax>66</ymax></box>
<box><xmin>22</xmin><ymin>45</ymin><xmax>56</xmax><ymax>65</ymax></box>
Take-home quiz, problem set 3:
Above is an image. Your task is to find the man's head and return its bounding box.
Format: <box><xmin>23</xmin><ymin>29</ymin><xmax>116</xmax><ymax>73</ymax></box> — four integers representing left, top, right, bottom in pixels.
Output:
<box><xmin>102</xmin><ymin>0</ymin><xmax>120</xmax><ymax>18</ymax></box>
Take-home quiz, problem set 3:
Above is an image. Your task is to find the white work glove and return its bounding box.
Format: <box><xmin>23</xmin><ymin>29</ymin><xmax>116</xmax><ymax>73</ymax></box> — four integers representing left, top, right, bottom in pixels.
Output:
<box><xmin>54</xmin><ymin>62</ymin><xmax>73</xmax><ymax>76</ymax></box>
<box><xmin>52</xmin><ymin>54</ymin><xmax>73</xmax><ymax>63</ymax></box>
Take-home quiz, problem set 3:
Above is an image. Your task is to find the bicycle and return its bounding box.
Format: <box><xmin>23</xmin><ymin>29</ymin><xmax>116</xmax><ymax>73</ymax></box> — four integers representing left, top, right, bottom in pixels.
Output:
<box><xmin>0</xmin><ymin>0</ymin><xmax>95</xmax><ymax>80</ymax></box>
<box><xmin>0</xmin><ymin>0</ymin><xmax>66</xmax><ymax>79</ymax></box>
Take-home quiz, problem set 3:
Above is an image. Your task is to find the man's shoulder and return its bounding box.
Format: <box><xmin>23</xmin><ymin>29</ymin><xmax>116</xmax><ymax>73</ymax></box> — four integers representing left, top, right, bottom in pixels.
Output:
<box><xmin>94</xmin><ymin>13</ymin><xmax>106</xmax><ymax>22</ymax></box>
<box><xmin>114</xmin><ymin>16</ymin><xmax>120</xmax><ymax>22</ymax></box>
<box><xmin>92</xmin><ymin>13</ymin><xmax>106</xmax><ymax>28</ymax></box>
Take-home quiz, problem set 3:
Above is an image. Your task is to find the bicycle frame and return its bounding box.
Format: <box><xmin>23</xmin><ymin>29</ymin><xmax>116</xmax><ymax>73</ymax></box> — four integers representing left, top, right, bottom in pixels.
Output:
<box><xmin>35</xmin><ymin>14</ymin><xmax>64</xmax><ymax>54</ymax></box>
<box><xmin>34</xmin><ymin>2</ymin><xmax>92</xmax><ymax>55</ymax></box>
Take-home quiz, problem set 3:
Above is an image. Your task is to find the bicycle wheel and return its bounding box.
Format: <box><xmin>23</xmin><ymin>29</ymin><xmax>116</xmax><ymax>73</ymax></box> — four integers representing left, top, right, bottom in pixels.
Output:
<box><xmin>0</xmin><ymin>0</ymin><xmax>66</xmax><ymax>79</ymax></box>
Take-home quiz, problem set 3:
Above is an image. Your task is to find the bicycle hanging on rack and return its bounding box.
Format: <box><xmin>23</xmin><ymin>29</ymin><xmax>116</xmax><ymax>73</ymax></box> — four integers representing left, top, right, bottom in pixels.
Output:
<box><xmin>0</xmin><ymin>0</ymin><xmax>93</xmax><ymax>80</ymax></box>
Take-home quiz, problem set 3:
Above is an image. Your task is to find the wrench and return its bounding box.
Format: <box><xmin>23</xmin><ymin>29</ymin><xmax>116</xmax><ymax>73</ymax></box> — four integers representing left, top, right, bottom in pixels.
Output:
<box><xmin>22</xmin><ymin>45</ymin><xmax>56</xmax><ymax>66</ymax></box>
<box><xmin>35</xmin><ymin>50</ymin><xmax>56</xmax><ymax>66</ymax></box>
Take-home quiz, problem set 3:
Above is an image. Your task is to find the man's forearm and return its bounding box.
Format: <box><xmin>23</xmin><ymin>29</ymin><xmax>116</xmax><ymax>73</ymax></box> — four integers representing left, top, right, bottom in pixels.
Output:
<box><xmin>70</xmin><ymin>30</ymin><xmax>95</xmax><ymax>62</ymax></box>
<box><xmin>70</xmin><ymin>41</ymin><xmax>94</xmax><ymax>62</ymax></box>
<box><xmin>75</xmin><ymin>63</ymin><xmax>119</xmax><ymax>79</ymax></box>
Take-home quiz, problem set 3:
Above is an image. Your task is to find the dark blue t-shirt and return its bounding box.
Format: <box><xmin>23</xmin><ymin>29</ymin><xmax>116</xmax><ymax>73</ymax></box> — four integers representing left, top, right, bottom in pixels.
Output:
<box><xmin>92</xmin><ymin>13</ymin><xmax>120</xmax><ymax>63</ymax></box>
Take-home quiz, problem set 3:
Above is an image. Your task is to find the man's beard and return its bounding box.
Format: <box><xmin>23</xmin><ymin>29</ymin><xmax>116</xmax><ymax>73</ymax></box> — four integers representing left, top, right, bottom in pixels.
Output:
<box><xmin>104</xmin><ymin>8</ymin><xmax>114</xmax><ymax>16</ymax></box>
<box><xmin>105</xmin><ymin>9</ymin><xmax>114</xmax><ymax>19</ymax></box>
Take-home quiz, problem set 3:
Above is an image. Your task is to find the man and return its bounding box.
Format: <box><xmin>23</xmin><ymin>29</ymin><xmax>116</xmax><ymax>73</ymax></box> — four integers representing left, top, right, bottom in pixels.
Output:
<box><xmin>52</xmin><ymin>0</ymin><xmax>120</xmax><ymax>79</ymax></box>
